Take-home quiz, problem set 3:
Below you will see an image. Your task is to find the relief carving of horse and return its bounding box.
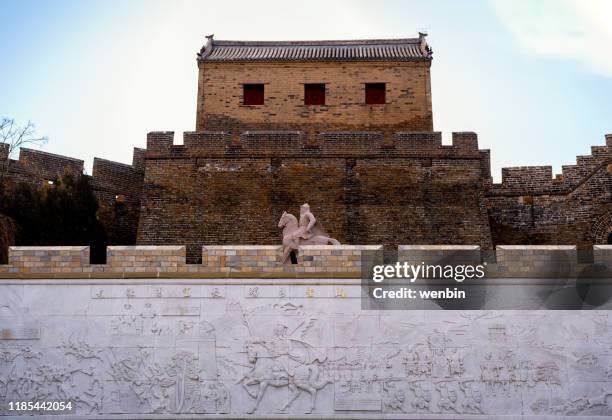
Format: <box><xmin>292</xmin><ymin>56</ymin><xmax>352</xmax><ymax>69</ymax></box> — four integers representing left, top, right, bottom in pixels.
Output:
<box><xmin>238</xmin><ymin>340</ymin><xmax>331</xmax><ymax>414</ymax></box>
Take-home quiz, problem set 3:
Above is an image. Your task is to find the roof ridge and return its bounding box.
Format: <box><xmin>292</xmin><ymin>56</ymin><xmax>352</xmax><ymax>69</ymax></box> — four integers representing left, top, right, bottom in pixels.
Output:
<box><xmin>212</xmin><ymin>38</ymin><xmax>422</xmax><ymax>47</ymax></box>
<box><xmin>197</xmin><ymin>35</ymin><xmax>432</xmax><ymax>62</ymax></box>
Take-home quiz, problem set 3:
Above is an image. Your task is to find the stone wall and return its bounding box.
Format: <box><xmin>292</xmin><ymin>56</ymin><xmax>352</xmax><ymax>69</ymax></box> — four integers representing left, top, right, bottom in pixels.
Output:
<box><xmin>106</xmin><ymin>245</ymin><xmax>186</xmax><ymax>273</ymax></box>
<box><xmin>485</xmin><ymin>134</ymin><xmax>612</xmax><ymax>248</ymax></box>
<box><xmin>7</xmin><ymin>246</ymin><xmax>90</xmax><ymax>273</ymax></box>
<box><xmin>0</xmin><ymin>244</ymin><xmax>378</xmax><ymax>277</ymax></box>
<box><xmin>138</xmin><ymin>131</ymin><xmax>493</xmax><ymax>262</ymax></box>
<box><xmin>3</xmin><ymin>274</ymin><xmax>612</xmax><ymax>417</ymax></box>
<box><xmin>1</xmin><ymin>244</ymin><xmax>610</xmax><ymax>279</ymax></box>
<box><xmin>196</xmin><ymin>61</ymin><xmax>433</xmax><ymax>134</ymax></box>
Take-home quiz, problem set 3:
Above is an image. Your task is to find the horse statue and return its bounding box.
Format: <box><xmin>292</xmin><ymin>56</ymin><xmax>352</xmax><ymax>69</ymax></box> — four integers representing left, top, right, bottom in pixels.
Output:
<box><xmin>238</xmin><ymin>339</ymin><xmax>332</xmax><ymax>414</ymax></box>
<box><xmin>278</xmin><ymin>203</ymin><xmax>340</xmax><ymax>264</ymax></box>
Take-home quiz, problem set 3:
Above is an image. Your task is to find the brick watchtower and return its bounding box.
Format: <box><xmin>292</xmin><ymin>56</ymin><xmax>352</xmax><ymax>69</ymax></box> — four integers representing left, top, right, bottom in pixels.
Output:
<box><xmin>195</xmin><ymin>35</ymin><xmax>433</xmax><ymax>136</ymax></box>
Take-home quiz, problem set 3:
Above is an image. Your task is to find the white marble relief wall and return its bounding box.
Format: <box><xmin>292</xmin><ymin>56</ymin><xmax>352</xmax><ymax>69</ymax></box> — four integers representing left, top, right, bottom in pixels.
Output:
<box><xmin>1</xmin><ymin>281</ymin><xmax>612</xmax><ymax>418</ymax></box>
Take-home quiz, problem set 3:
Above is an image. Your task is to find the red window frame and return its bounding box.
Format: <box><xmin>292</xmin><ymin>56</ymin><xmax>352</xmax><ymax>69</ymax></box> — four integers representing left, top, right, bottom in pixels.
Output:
<box><xmin>243</xmin><ymin>84</ymin><xmax>264</xmax><ymax>105</ymax></box>
<box><xmin>365</xmin><ymin>83</ymin><xmax>386</xmax><ymax>105</ymax></box>
<box><xmin>304</xmin><ymin>84</ymin><xmax>326</xmax><ymax>105</ymax></box>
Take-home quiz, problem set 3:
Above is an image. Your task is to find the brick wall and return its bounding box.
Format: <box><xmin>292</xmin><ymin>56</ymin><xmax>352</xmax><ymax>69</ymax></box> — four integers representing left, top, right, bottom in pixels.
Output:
<box><xmin>196</xmin><ymin>61</ymin><xmax>433</xmax><ymax>134</ymax></box>
<box><xmin>92</xmin><ymin>149</ymin><xmax>145</xmax><ymax>246</ymax></box>
<box><xmin>0</xmin><ymin>144</ymin><xmax>145</xmax><ymax>249</ymax></box>
<box><xmin>486</xmin><ymin>135</ymin><xmax>612</xmax><ymax>249</ymax></box>
<box><xmin>138</xmin><ymin>131</ymin><xmax>493</xmax><ymax>262</ymax></box>
<box><xmin>1</xmin><ymin>148</ymin><xmax>84</xmax><ymax>187</ymax></box>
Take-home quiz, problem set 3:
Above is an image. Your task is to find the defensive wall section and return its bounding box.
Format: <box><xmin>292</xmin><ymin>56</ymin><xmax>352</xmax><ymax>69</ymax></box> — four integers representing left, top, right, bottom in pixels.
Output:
<box><xmin>91</xmin><ymin>149</ymin><xmax>145</xmax><ymax>245</ymax></box>
<box><xmin>138</xmin><ymin>130</ymin><xmax>494</xmax><ymax>262</ymax></box>
<box><xmin>486</xmin><ymin>134</ymin><xmax>612</xmax><ymax>248</ymax></box>
<box><xmin>1</xmin><ymin>244</ymin><xmax>610</xmax><ymax>278</ymax></box>
<box><xmin>1</xmin><ymin>131</ymin><xmax>610</xmax><ymax>261</ymax></box>
<box><xmin>0</xmin><ymin>145</ymin><xmax>146</xmax><ymax>246</ymax></box>
<box><xmin>2</xmin><ymin>246</ymin><xmax>612</xmax><ymax>418</ymax></box>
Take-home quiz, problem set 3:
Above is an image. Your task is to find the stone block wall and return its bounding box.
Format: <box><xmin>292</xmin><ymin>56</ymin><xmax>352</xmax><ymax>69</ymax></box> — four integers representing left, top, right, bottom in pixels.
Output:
<box><xmin>398</xmin><ymin>245</ymin><xmax>481</xmax><ymax>266</ymax></box>
<box><xmin>300</xmin><ymin>245</ymin><xmax>382</xmax><ymax>273</ymax></box>
<box><xmin>202</xmin><ymin>245</ymin><xmax>281</xmax><ymax>273</ymax></box>
<box><xmin>495</xmin><ymin>245</ymin><xmax>578</xmax><ymax>277</ymax></box>
<box><xmin>595</xmin><ymin>245</ymin><xmax>612</xmax><ymax>266</ymax></box>
<box><xmin>0</xmin><ymin>244</ymin><xmax>380</xmax><ymax>277</ymax></box>
<box><xmin>0</xmin><ymin>244</ymin><xmax>609</xmax><ymax>279</ymax></box>
<box><xmin>106</xmin><ymin>245</ymin><xmax>186</xmax><ymax>273</ymax></box>
<box><xmin>7</xmin><ymin>246</ymin><xmax>90</xmax><ymax>273</ymax></box>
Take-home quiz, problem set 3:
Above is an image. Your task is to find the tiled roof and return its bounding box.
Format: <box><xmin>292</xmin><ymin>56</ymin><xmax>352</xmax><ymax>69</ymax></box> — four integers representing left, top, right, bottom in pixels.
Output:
<box><xmin>197</xmin><ymin>34</ymin><xmax>432</xmax><ymax>62</ymax></box>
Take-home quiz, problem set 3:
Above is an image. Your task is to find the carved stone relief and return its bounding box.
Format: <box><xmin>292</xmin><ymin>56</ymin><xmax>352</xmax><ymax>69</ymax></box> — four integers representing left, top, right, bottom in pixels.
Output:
<box><xmin>1</xmin><ymin>283</ymin><xmax>612</xmax><ymax>417</ymax></box>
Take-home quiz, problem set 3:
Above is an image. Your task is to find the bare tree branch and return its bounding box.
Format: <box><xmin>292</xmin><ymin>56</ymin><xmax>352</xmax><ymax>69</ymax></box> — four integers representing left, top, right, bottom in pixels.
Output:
<box><xmin>0</xmin><ymin>117</ymin><xmax>49</xmax><ymax>182</ymax></box>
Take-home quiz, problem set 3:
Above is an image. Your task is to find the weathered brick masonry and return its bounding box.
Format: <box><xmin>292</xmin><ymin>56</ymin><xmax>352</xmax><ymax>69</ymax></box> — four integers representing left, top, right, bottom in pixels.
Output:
<box><xmin>1</xmin><ymin>35</ymin><xmax>610</xmax><ymax>258</ymax></box>
<box><xmin>92</xmin><ymin>149</ymin><xmax>145</xmax><ymax>245</ymax></box>
<box><xmin>196</xmin><ymin>37</ymin><xmax>433</xmax><ymax>135</ymax></box>
<box><xmin>485</xmin><ymin>135</ymin><xmax>612</xmax><ymax>249</ymax></box>
<box><xmin>0</xmin><ymin>146</ymin><xmax>145</xmax><ymax>246</ymax></box>
<box><xmin>137</xmin><ymin>130</ymin><xmax>494</xmax><ymax>261</ymax></box>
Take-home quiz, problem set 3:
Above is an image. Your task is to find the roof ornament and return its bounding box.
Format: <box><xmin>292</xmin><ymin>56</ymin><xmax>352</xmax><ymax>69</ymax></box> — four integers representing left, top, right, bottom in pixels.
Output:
<box><xmin>197</xmin><ymin>34</ymin><xmax>215</xmax><ymax>60</ymax></box>
<box><xmin>418</xmin><ymin>32</ymin><xmax>433</xmax><ymax>58</ymax></box>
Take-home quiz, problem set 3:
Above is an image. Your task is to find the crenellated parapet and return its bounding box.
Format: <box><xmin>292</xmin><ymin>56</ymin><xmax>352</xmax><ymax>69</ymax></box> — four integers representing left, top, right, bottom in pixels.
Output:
<box><xmin>91</xmin><ymin>148</ymin><xmax>145</xmax><ymax>193</ymax></box>
<box><xmin>0</xmin><ymin>143</ymin><xmax>145</xmax><ymax>188</ymax></box>
<box><xmin>1</xmin><ymin>244</ymin><xmax>610</xmax><ymax>279</ymax></box>
<box><xmin>2</xmin><ymin>147</ymin><xmax>84</xmax><ymax>185</ymax></box>
<box><xmin>144</xmin><ymin>130</ymin><xmax>486</xmax><ymax>158</ymax></box>
<box><xmin>0</xmin><ymin>144</ymin><xmax>146</xmax><ymax>247</ymax></box>
<box><xmin>490</xmin><ymin>133</ymin><xmax>612</xmax><ymax>196</ymax></box>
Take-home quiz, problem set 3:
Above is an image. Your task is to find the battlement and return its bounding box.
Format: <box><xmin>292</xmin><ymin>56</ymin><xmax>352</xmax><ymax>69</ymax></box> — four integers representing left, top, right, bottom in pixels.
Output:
<box><xmin>1</xmin><ymin>244</ymin><xmax>610</xmax><ymax>279</ymax></box>
<box><xmin>0</xmin><ymin>143</ymin><xmax>144</xmax><ymax>184</ymax></box>
<box><xmin>92</xmin><ymin>150</ymin><xmax>145</xmax><ymax>195</ymax></box>
<box><xmin>16</xmin><ymin>147</ymin><xmax>84</xmax><ymax>180</ymax></box>
<box><xmin>0</xmin><ymin>144</ymin><xmax>146</xmax><ymax>246</ymax></box>
<box><xmin>145</xmin><ymin>130</ymin><xmax>484</xmax><ymax>157</ymax></box>
<box><xmin>490</xmin><ymin>133</ymin><xmax>612</xmax><ymax>195</ymax></box>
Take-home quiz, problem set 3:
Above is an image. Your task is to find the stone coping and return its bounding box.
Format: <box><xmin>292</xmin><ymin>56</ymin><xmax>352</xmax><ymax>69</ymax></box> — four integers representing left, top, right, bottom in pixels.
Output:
<box><xmin>496</xmin><ymin>245</ymin><xmax>577</xmax><ymax>250</ymax></box>
<box><xmin>108</xmin><ymin>245</ymin><xmax>185</xmax><ymax>251</ymax></box>
<box><xmin>9</xmin><ymin>246</ymin><xmax>89</xmax><ymax>251</ymax></box>
<box><xmin>203</xmin><ymin>245</ymin><xmax>281</xmax><ymax>250</ymax></box>
<box><xmin>299</xmin><ymin>245</ymin><xmax>383</xmax><ymax>250</ymax></box>
<box><xmin>399</xmin><ymin>245</ymin><xmax>480</xmax><ymax>250</ymax></box>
